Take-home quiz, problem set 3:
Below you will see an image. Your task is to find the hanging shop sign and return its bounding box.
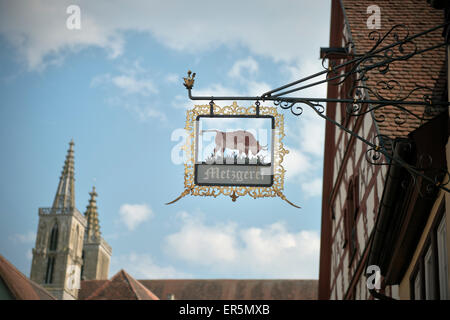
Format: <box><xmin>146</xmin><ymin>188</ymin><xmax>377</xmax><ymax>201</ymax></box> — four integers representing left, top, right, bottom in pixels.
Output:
<box><xmin>167</xmin><ymin>101</ymin><xmax>300</xmax><ymax>207</ymax></box>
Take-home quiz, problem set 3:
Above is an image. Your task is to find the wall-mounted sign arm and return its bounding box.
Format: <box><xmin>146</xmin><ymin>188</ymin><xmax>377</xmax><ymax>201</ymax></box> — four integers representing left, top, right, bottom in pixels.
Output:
<box><xmin>183</xmin><ymin>69</ymin><xmax>450</xmax><ymax>195</ymax></box>
<box><xmin>179</xmin><ymin>22</ymin><xmax>450</xmax><ymax>198</ymax></box>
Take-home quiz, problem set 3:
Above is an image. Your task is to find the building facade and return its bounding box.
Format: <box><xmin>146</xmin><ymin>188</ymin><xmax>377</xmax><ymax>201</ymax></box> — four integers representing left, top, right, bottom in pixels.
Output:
<box><xmin>319</xmin><ymin>0</ymin><xmax>450</xmax><ymax>300</ymax></box>
<box><xmin>29</xmin><ymin>140</ymin><xmax>111</xmax><ymax>300</ymax></box>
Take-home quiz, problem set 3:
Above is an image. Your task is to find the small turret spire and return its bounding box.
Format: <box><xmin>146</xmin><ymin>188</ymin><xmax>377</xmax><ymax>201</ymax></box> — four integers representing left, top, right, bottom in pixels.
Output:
<box><xmin>85</xmin><ymin>186</ymin><xmax>101</xmax><ymax>241</ymax></box>
<box><xmin>51</xmin><ymin>140</ymin><xmax>76</xmax><ymax>211</ymax></box>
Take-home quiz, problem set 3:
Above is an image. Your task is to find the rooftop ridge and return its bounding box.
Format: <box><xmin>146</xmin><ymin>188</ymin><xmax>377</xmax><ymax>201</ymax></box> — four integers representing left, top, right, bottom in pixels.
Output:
<box><xmin>84</xmin><ymin>269</ymin><xmax>159</xmax><ymax>300</ymax></box>
<box><xmin>121</xmin><ymin>270</ymin><xmax>159</xmax><ymax>300</ymax></box>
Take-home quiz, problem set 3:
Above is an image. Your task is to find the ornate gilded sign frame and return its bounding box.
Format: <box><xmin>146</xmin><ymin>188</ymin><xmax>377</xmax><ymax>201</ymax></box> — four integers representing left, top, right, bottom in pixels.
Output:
<box><xmin>167</xmin><ymin>102</ymin><xmax>300</xmax><ymax>208</ymax></box>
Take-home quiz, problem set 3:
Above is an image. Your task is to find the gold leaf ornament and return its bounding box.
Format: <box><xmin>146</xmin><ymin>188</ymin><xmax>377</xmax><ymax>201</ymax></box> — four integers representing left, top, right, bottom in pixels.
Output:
<box><xmin>166</xmin><ymin>102</ymin><xmax>300</xmax><ymax>208</ymax></box>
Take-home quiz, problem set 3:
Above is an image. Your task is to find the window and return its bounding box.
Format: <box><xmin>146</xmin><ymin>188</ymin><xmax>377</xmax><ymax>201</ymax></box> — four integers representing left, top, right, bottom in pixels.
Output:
<box><xmin>343</xmin><ymin>182</ymin><xmax>352</xmax><ymax>249</ymax></box>
<box><xmin>74</xmin><ymin>225</ymin><xmax>79</xmax><ymax>256</ymax></box>
<box><xmin>340</xmin><ymin>64</ymin><xmax>356</xmax><ymax>127</ymax></box>
<box><xmin>80</xmin><ymin>250</ymin><xmax>85</xmax><ymax>280</ymax></box>
<box><xmin>49</xmin><ymin>223</ymin><xmax>58</xmax><ymax>251</ymax></box>
<box><xmin>344</xmin><ymin>175</ymin><xmax>359</xmax><ymax>263</ymax></box>
<box><xmin>45</xmin><ymin>256</ymin><xmax>55</xmax><ymax>284</ymax></box>
<box><xmin>410</xmin><ymin>203</ymin><xmax>448</xmax><ymax>300</ymax></box>
<box><xmin>414</xmin><ymin>271</ymin><xmax>421</xmax><ymax>300</ymax></box>
<box><xmin>437</xmin><ymin>216</ymin><xmax>449</xmax><ymax>299</ymax></box>
<box><xmin>424</xmin><ymin>245</ymin><xmax>436</xmax><ymax>300</ymax></box>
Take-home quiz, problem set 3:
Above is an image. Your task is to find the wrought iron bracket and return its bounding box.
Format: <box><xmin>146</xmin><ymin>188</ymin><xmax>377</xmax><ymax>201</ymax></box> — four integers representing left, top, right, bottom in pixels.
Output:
<box><xmin>182</xmin><ymin>22</ymin><xmax>450</xmax><ymax>195</ymax></box>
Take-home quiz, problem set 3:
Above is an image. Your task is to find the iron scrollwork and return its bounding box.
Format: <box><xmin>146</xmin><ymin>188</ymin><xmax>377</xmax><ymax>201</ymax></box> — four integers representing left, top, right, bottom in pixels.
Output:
<box><xmin>182</xmin><ymin>22</ymin><xmax>450</xmax><ymax>195</ymax></box>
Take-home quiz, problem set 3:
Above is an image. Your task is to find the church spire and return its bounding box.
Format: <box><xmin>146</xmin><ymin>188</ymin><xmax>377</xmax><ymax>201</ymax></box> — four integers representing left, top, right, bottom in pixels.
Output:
<box><xmin>81</xmin><ymin>185</ymin><xmax>111</xmax><ymax>280</ymax></box>
<box><xmin>51</xmin><ymin>139</ymin><xmax>75</xmax><ymax>212</ymax></box>
<box><xmin>85</xmin><ymin>186</ymin><xmax>101</xmax><ymax>240</ymax></box>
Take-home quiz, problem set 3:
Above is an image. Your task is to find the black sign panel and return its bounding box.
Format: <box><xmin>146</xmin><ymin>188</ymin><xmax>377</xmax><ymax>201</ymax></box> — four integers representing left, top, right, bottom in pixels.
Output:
<box><xmin>194</xmin><ymin>115</ymin><xmax>275</xmax><ymax>187</ymax></box>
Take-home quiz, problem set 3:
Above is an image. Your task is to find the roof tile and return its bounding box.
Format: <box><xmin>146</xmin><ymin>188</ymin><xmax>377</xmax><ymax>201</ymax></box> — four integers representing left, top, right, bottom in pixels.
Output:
<box><xmin>341</xmin><ymin>0</ymin><xmax>447</xmax><ymax>138</ymax></box>
<box><xmin>83</xmin><ymin>269</ymin><xmax>159</xmax><ymax>300</ymax></box>
<box><xmin>0</xmin><ymin>254</ymin><xmax>56</xmax><ymax>300</ymax></box>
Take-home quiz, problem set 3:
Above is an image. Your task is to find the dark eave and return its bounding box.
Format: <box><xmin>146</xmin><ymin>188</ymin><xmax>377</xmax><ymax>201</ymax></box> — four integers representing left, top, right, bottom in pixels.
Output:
<box><xmin>319</xmin><ymin>47</ymin><xmax>349</xmax><ymax>59</ymax></box>
<box><xmin>367</xmin><ymin>111</ymin><xmax>449</xmax><ymax>285</ymax></box>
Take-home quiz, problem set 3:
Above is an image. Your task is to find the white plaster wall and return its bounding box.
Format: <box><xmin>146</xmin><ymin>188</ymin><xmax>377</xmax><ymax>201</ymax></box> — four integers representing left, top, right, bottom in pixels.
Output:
<box><xmin>336</xmin><ymin>272</ymin><xmax>343</xmax><ymax>300</ymax></box>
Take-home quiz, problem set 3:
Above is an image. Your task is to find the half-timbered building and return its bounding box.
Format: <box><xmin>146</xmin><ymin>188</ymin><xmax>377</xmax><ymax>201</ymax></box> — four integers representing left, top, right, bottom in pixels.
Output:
<box><xmin>319</xmin><ymin>0</ymin><xmax>450</xmax><ymax>300</ymax></box>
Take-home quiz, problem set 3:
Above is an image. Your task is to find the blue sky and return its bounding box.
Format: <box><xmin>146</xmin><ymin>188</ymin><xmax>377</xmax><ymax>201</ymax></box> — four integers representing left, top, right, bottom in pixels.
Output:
<box><xmin>0</xmin><ymin>1</ymin><xmax>330</xmax><ymax>279</ymax></box>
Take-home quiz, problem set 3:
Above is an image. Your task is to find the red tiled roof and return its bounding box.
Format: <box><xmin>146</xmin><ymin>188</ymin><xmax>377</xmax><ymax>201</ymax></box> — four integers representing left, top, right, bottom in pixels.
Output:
<box><xmin>83</xmin><ymin>269</ymin><xmax>159</xmax><ymax>300</ymax></box>
<box><xmin>78</xmin><ymin>280</ymin><xmax>107</xmax><ymax>300</ymax></box>
<box><xmin>0</xmin><ymin>254</ymin><xmax>56</xmax><ymax>300</ymax></box>
<box><xmin>81</xmin><ymin>276</ymin><xmax>318</xmax><ymax>300</ymax></box>
<box><xmin>341</xmin><ymin>0</ymin><xmax>447</xmax><ymax>138</ymax></box>
<box><xmin>138</xmin><ymin>279</ymin><xmax>318</xmax><ymax>300</ymax></box>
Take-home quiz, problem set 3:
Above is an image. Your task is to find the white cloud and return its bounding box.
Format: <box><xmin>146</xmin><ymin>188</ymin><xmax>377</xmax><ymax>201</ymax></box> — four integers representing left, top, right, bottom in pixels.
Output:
<box><xmin>91</xmin><ymin>62</ymin><xmax>157</xmax><ymax>96</ymax></box>
<box><xmin>26</xmin><ymin>249</ymin><xmax>33</xmax><ymax>260</ymax></box>
<box><xmin>301</xmin><ymin>178</ymin><xmax>323</xmax><ymax>198</ymax></box>
<box><xmin>111</xmin><ymin>252</ymin><xmax>189</xmax><ymax>279</ymax></box>
<box><xmin>173</xmin><ymin>76</ymin><xmax>273</xmax><ymax>111</ymax></box>
<box><xmin>9</xmin><ymin>231</ymin><xmax>36</xmax><ymax>243</ymax></box>
<box><xmin>283</xmin><ymin>147</ymin><xmax>312</xmax><ymax>181</ymax></box>
<box><xmin>0</xmin><ymin>1</ymin><xmax>329</xmax><ymax>71</ymax></box>
<box><xmin>194</xmin><ymin>83</ymin><xmax>242</xmax><ymax>100</ymax></box>
<box><xmin>173</xmin><ymin>83</ymin><xmax>242</xmax><ymax>109</ymax></box>
<box><xmin>164</xmin><ymin>213</ymin><xmax>319</xmax><ymax>278</ymax></box>
<box><xmin>119</xmin><ymin>203</ymin><xmax>153</xmax><ymax>231</ymax></box>
<box><xmin>283</xmin><ymin>59</ymin><xmax>328</xmax><ymax>98</ymax></box>
<box><xmin>165</xmin><ymin>73</ymin><xmax>179</xmax><ymax>84</ymax></box>
<box><xmin>246</xmin><ymin>80</ymin><xmax>271</xmax><ymax>97</ymax></box>
<box><xmin>110</xmin><ymin>75</ymin><xmax>157</xmax><ymax>95</ymax></box>
<box><xmin>228</xmin><ymin>57</ymin><xmax>258</xmax><ymax>79</ymax></box>
<box><xmin>166</xmin><ymin>216</ymin><xmax>238</xmax><ymax>265</ymax></box>
<box><xmin>123</xmin><ymin>102</ymin><xmax>167</xmax><ymax>122</ymax></box>
<box><xmin>298</xmin><ymin>111</ymin><xmax>325</xmax><ymax>157</ymax></box>
<box><xmin>0</xmin><ymin>0</ymin><xmax>124</xmax><ymax>71</ymax></box>
<box><xmin>91</xmin><ymin>62</ymin><xmax>166</xmax><ymax>122</ymax></box>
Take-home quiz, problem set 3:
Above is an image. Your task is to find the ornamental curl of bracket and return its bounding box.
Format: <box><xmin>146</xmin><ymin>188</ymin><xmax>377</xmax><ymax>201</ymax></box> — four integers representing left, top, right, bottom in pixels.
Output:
<box><xmin>345</xmin><ymin>81</ymin><xmax>436</xmax><ymax>125</ymax></box>
<box><xmin>369</xmin><ymin>136</ymin><xmax>450</xmax><ymax>196</ymax></box>
<box><xmin>273</xmin><ymin>99</ymin><xmax>325</xmax><ymax>117</ymax></box>
<box><xmin>409</xmin><ymin>168</ymin><xmax>450</xmax><ymax>198</ymax></box>
<box><xmin>362</xmin><ymin>133</ymin><xmax>450</xmax><ymax>196</ymax></box>
<box><xmin>365</xmin><ymin>134</ymin><xmax>395</xmax><ymax>166</ymax></box>
<box><xmin>321</xmin><ymin>24</ymin><xmax>418</xmax><ymax>87</ymax></box>
<box><xmin>413</xmin><ymin>155</ymin><xmax>450</xmax><ymax>197</ymax></box>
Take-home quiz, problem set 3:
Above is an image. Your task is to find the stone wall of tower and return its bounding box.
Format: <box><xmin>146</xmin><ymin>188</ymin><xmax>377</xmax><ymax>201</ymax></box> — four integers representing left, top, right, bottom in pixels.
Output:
<box><xmin>30</xmin><ymin>208</ymin><xmax>86</xmax><ymax>300</ymax></box>
<box><xmin>30</xmin><ymin>140</ymin><xmax>88</xmax><ymax>300</ymax></box>
<box><xmin>81</xmin><ymin>186</ymin><xmax>112</xmax><ymax>281</ymax></box>
<box><xmin>82</xmin><ymin>240</ymin><xmax>112</xmax><ymax>280</ymax></box>
<box><xmin>31</xmin><ymin>141</ymin><xmax>112</xmax><ymax>299</ymax></box>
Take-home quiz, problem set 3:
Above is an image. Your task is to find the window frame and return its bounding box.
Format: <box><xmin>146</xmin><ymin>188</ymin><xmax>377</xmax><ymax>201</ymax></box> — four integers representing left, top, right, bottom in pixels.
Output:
<box><xmin>49</xmin><ymin>223</ymin><xmax>58</xmax><ymax>252</ymax></box>
<box><xmin>344</xmin><ymin>176</ymin><xmax>359</xmax><ymax>266</ymax></box>
<box><xmin>410</xmin><ymin>201</ymin><xmax>446</xmax><ymax>300</ymax></box>
<box><xmin>437</xmin><ymin>214</ymin><xmax>449</xmax><ymax>299</ymax></box>
<box><xmin>44</xmin><ymin>256</ymin><xmax>55</xmax><ymax>284</ymax></box>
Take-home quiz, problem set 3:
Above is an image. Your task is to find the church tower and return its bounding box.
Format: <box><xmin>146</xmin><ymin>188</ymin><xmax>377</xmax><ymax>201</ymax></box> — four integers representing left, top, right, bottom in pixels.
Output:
<box><xmin>30</xmin><ymin>140</ymin><xmax>86</xmax><ymax>300</ymax></box>
<box><xmin>81</xmin><ymin>186</ymin><xmax>112</xmax><ymax>280</ymax></box>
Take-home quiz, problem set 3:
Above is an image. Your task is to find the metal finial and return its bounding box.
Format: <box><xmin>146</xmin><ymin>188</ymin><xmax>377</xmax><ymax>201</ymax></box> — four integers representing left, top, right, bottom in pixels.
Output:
<box><xmin>183</xmin><ymin>70</ymin><xmax>196</xmax><ymax>90</ymax></box>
